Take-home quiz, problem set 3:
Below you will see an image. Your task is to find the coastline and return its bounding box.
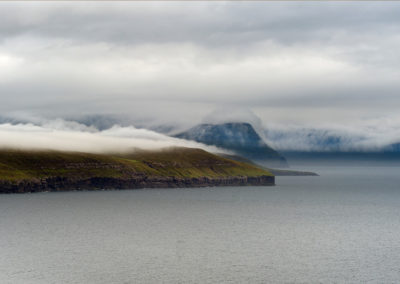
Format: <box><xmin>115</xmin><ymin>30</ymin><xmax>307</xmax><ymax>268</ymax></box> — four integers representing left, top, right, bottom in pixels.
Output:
<box><xmin>0</xmin><ymin>175</ymin><xmax>275</xmax><ymax>194</ymax></box>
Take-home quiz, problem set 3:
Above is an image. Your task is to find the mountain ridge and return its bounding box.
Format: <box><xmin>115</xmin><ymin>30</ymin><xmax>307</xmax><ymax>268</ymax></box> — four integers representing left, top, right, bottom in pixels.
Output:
<box><xmin>174</xmin><ymin>122</ymin><xmax>288</xmax><ymax>167</ymax></box>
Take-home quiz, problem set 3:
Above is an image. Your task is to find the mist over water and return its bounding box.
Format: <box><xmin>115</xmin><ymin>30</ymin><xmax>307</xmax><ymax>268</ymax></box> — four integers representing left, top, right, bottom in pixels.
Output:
<box><xmin>1</xmin><ymin>166</ymin><xmax>400</xmax><ymax>283</ymax></box>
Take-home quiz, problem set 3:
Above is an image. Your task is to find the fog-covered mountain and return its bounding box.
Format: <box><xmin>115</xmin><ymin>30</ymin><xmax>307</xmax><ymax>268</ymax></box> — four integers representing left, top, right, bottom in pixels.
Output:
<box><xmin>73</xmin><ymin>115</ymin><xmax>124</xmax><ymax>131</ymax></box>
<box><xmin>384</xmin><ymin>142</ymin><xmax>400</xmax><ymax>152</ymax></box>
<box><xmin>66</xmin><ymin>114</ymin><xmax>400</xmax><ymax>155</ymax></box>
<box><xmin>175</xmin><ymin>123</ymin><xmax>288</xmax><ymax>167</ymax></box>
<box><xmin>3</xmin><ymin>112</ymin><xmax>399</xmax><ymax>159</ymax></box>
<box><xmin>263</xmin><ymin>127</ymin><xmax>400</xmax><ymax>165</ymax></box>
<box><xmin>0</xmin><ymin>115</ymin><xmax>30</xmax><ymax>125</ymax></box>
<box><xmin>264</xmin><ymin>128</ymin><xmax>370</xmax><ymax>152</ymax></box>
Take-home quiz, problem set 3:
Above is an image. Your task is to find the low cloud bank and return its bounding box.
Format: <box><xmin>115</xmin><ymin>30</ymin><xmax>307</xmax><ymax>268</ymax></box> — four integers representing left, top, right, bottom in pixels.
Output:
<box><xmin>1</xmin><ymin>112</ymin><xmax>399</xmax><ymax>154</ymax></box>
<box><xmin>201</xmin><ymin>109</ymin><xmax>400</xmax><ymax>152</ymax></box>
<box><xmin>0</xmin><ymin>119</ymin><xmax>224</xmax><ymax>154</ymax></box>
<box><xmin>265</xmin><ymin>117</ymin><xmax>400</xmax><ymax>152</ymax></box>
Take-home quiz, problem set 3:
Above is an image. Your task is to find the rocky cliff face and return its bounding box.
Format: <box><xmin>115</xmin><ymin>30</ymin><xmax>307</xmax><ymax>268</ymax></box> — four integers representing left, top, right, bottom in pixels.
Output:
<box><xmin>0</xmin><ymin>175</ymin><xmax>274</xmax><ymax>193</ymax></box>
<box><xmin>174</xmin><ymin>123</ymin><xmax>288</xmax><ymax>167</ymax></box>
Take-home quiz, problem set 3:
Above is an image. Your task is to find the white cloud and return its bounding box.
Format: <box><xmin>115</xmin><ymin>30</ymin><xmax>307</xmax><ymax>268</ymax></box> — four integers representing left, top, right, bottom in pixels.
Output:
<box><xmin>0</xmin><ymin>120</ymin><xmax>225</xmax><ymax>154</ymax></box>
<box><xmin>0</xmin><ymin>2</ymin><xmax>400</xmax><ymax>133</ymax></box>
<box><xmin>265</xmin><ymin>115</ymin><xmax>400</xmax><ymax>152</ymax></box>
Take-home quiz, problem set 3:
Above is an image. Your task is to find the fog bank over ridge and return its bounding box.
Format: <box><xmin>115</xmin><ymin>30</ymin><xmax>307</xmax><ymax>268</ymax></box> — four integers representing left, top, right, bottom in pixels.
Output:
<box><xmin>1</xmin><ymin>112</ymin><xmax>399</xmax><ymax>154</ymax></box>
<box><xmin>264</xmin><ymin>116</ymin><xmax>400</xmax><ymax>152</ymax></box>
<box><xmin>0</xmin><ymin>119</ymin><xmax>224</xmax><ymax>154</ymax></box>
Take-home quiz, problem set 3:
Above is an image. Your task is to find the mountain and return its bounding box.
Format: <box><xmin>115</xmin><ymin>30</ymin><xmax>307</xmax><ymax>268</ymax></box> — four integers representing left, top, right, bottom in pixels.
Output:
<box><xmin>262</xmin><ymin>127</ymin><xmax>400</xmax><ymax>165</ymax></box>
<box><xmin>264</xmin><ymin>127</ymin><xmax>367</xmax><ymax>152</ymax></box>
<box><xmin>0</xmin><ymin>147</ymin><xmax>274</xmax><ymax>193</ymax></box>
<box><xmin>384</xmin><ymin>142</ymin><xmax>400</xmax><ymax>152</ymax></box>
<box><xmin>174</xmin><ymin>122</ymin><xmax>288</xmax><ymax>167</ymax></box>
<box><xmin>74</xmin><ymin>114</ymin><xmax>123</xmax><ymax>130</ymax></box>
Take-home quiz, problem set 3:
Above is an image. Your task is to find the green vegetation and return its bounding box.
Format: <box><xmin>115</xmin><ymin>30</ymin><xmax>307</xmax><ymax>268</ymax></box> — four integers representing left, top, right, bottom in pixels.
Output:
<box><xmin>0</xmin><ymin>147</ymin><xmax>273</xmax><ymax>183</ymax></box>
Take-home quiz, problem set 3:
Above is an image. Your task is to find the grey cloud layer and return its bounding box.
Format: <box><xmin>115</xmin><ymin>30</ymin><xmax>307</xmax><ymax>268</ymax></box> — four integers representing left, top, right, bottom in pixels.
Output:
<box><xmin>0</xmin><ymin>2</ymin><xmax>400</xmax><ymax>131</ymax></box>
<box><xmin>2</xmin><ymin>2</ymin><xmax>399</xmax><ymax>45</ymax></box>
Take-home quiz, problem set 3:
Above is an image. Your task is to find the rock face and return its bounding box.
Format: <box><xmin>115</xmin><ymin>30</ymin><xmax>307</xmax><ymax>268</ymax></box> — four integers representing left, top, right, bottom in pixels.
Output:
<box><xmin>175</xmin><ymin>122</ymin><xmax>288</xmax><ymax>167</ymax></box>
<box><xmin>0</xmin><ymin>175</ymin><xmax>275</xmax><ymax>193</ymax></box>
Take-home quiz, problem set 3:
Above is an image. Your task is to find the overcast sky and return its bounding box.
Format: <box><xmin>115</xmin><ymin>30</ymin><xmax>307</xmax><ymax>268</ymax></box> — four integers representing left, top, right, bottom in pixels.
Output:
<box><xmin>1</xmin><ymin>1</ymin><xmax>400</xmax><ymax>132</ymax></box>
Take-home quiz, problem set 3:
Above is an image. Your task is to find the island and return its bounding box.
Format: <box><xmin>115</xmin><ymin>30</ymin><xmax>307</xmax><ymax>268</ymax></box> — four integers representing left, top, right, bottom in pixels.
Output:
<box><xmin>0</xmin><ymin>147</ymin><xmax>275</xmax><ymax>193</ymax></box>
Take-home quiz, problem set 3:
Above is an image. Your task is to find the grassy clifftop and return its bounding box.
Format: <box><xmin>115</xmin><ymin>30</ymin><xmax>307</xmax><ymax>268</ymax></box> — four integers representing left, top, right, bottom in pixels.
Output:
<box><xmin>0</xmin><ymin>147</ymin><xmax>273</xmax><ymax>191</ymax></box>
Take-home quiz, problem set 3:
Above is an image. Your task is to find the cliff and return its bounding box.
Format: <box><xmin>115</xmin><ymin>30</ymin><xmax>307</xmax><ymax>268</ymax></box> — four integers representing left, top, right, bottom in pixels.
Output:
<box><xmin>0</xmin><ymin>147</ymin><xmax>274</xmax><ymax>193</ymax></box>
<box><xmin>174</xmin><ymin>122</ymin><xmax>288</xmax><ymax>167</ymax></box>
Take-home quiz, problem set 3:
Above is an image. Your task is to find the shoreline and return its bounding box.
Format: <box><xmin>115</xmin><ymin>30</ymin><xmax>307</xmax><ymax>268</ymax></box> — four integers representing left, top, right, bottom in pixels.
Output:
<box><xmin>0</xmin><ymin>175</ymin><xmax>275</xmax><ymax>194</ymax></box>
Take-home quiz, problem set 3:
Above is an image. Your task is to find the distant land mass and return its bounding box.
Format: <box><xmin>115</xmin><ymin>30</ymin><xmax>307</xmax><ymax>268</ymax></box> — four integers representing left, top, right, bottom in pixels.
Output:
<box><xmin>174</xmin><ymin>122</ymin><xmax>288</xmax><ymax>168</ymax></box>
<box><xmin>281</xmin><ymin>151</ymin><xmax>400</xmax><ymax>166</ymax></box>
<box><xmin>264</xmin><ymin>127</ymin><xmax>363</xmax><ymax>152</ymax></box>
<box><xmin>263</xmin><ymin>127</ymin><xmax>400</xmax><ymax>166</ymax></box>
<box><xmin>219</xmin><ymin>154</ymin><xmax>318</xmax><ymax>176</ymax></box>
<box><xmin>384</xmin><ymin>142</ymin><xmax>400</xmax><ymax>152</ymax></box>
<box><xmin>0</xmin><ymin>147</ymin><xmax>274</xmax><ymax>193</ymax></box>
<box><xmin>265</xmin><ymin>127</ymin><xmax>400</xmax><ymax>154</ymax></box>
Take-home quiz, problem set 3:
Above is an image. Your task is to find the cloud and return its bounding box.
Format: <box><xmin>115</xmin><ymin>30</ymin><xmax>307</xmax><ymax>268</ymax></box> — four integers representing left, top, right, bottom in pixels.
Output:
<box><xmin>264</xmin><ymin>115</ymin><xmax>400</xmax><ymax>152</ymax></box>
<box><xmin>0</xmin><ymin>119</ymin><xmax>225</xmax><ymax>154</ymax></box>
<box><xmin>1</xmin><ymin>112</ymin><xmax>399</xmax><ymax>154</ymax></box>
<box><xmin>0</xmin><ymin>2</ymin><xmax>400</xmax><ymax>133</ymax></box>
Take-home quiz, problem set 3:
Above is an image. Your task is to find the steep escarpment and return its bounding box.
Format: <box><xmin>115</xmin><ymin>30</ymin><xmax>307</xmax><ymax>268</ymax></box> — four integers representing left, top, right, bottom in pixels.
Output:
<box><xmin>0</xmin><ymin>147</ymin><xmax>274</xmax><ymax>193</ymax></box>
<box><xmin>174</xmin><ymin>123</ymin><xmax>288</xmax><ymax>167</ymax></box>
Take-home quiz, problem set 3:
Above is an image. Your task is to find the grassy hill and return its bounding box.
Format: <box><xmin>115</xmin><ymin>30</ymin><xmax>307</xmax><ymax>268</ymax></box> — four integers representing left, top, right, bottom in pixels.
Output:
<box><xmin>0</xmin><ymin>147</ymin><xmax>274</xmax><ymax>192</ymax></box>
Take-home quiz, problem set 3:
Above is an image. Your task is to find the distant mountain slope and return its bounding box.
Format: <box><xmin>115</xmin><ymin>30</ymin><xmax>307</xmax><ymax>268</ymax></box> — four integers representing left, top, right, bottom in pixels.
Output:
<box><xmin>384</xmin><ymin>142</ymin><xmax>400</xmax><ymax>152</ymax></box>
<box><xmin>264</xmin><ymin>127</ymin><xmax>367</xmax><ymax>152</ymax></box>
<box><xmin>174</xmin><ymin>123</ymin><xmax>288</xmax><ymax>167</ymax></box>
<box><xmin>0</xmin><ymin>147</ymin><xmax>274</xmax><ymax>193</ymax></box>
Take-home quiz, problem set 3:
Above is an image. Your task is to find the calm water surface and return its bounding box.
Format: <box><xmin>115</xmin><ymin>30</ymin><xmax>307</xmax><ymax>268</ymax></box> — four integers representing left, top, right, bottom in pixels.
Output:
<box><xmin>1</xmin><ymin>166</ymin><xmax>400</xmax><ymax>283</ymax></box>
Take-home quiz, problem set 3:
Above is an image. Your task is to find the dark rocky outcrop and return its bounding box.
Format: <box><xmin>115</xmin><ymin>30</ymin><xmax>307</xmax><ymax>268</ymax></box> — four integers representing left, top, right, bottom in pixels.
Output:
<box><xmin>0</xmin><ymin>175</ymin><xmax>275</xmax><ymax>194</ymax></box>
<box><xmin>174</xmin><ymin>122</ymin><xmax>288</xmax><ymax>167</ymax></box>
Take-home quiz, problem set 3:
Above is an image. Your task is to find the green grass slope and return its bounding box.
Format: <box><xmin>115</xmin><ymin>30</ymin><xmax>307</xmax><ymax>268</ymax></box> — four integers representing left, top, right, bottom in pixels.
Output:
<box><xmin>0</xmin><ymin>147</ymin><xmax>273</xmax><ymax>183</ymax></box>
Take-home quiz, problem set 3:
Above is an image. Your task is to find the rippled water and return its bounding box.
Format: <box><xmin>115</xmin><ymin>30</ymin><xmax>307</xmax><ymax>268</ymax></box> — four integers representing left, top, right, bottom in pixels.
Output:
<box><xmin>1</xmin><ymin>166</ymin><xmax>400</xmax><ymax>283</ymax></box>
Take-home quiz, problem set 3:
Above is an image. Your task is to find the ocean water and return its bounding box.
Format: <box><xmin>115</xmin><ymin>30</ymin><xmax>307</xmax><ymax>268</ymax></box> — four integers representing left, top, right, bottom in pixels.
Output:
<box><xmin>1</xmin><ymin>166</ymin><xmax>400</xmax><ymax>283</ymax></box>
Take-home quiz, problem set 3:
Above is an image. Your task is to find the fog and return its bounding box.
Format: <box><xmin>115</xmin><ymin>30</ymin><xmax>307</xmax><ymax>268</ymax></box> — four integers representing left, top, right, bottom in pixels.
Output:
<box><xmin>1</xmin><ymin>110</ymin><xmax>399</xmax><ymax>154</ymax></box>
<box><xmin>0</xmin><ymin>120</ymin><xmax>224</xmax><ymax>154</ymax></box>
<box><xmin>264</xmin><ymin>115</ymin><xmax>400</xmax><ymax>152</ymax></box>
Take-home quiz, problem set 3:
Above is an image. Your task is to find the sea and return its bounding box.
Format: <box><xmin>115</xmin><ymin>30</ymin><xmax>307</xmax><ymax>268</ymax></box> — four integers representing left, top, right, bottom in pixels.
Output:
<box><xmin>1</xmin><ymin>165</ymin><xmax>400</xmax><ymax>283</ymax></box>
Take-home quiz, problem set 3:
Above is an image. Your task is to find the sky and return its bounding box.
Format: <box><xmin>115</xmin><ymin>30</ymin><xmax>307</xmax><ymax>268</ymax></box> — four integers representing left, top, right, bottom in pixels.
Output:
<box><xmin>1</xmin><ymin>1</ymin><xmax>400</xmax><ymax>151</ymax></box>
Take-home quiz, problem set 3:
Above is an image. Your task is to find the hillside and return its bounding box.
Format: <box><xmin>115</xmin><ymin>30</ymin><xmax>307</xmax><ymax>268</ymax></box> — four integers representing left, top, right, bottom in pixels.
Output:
<box><xmin>174</xmin><ymin>123</ymin><xmax>288</xmax><ymax>167</ymax></box>
<box><xmin>0</xmin><ymin>147</ymin><xmax>274</xmax><ymax>193</ymax></box>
